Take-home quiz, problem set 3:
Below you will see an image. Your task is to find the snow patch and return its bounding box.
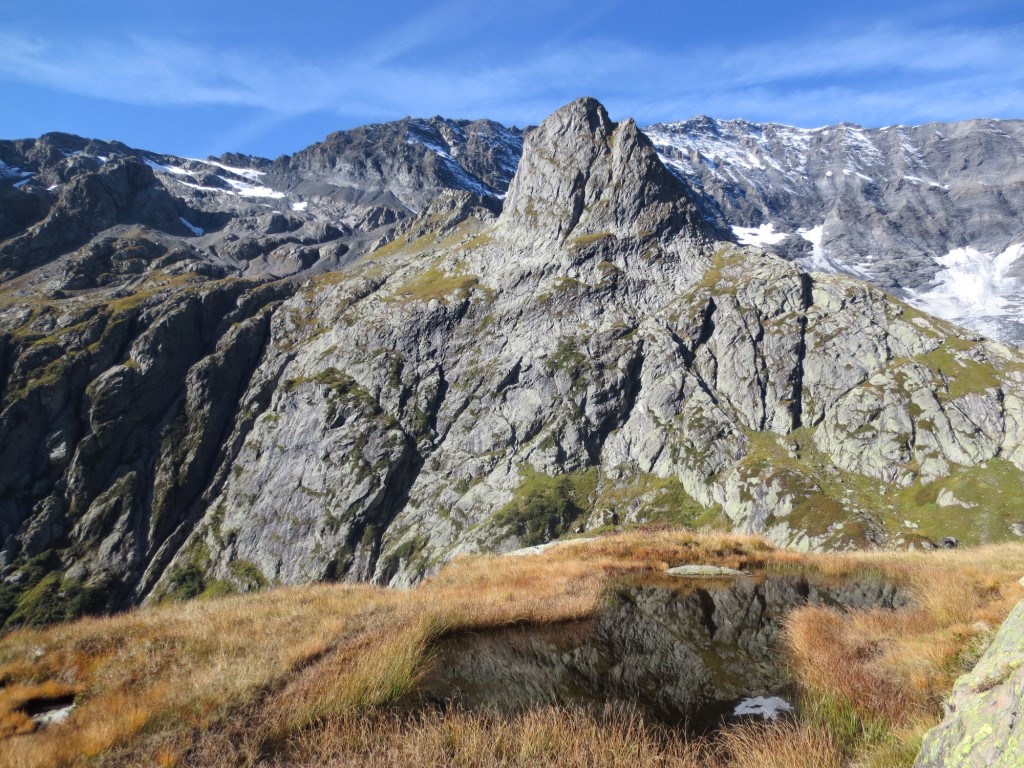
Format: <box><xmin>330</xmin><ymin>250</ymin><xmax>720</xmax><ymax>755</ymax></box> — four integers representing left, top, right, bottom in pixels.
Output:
<box><xmin>0</xmin><ymin>159</ymin><xmax>34</xmax><ymax>181</ymax></box>
<box><xmin>906</xmin><ymin>244</ymin><xmax>1024</xmax><ymax>331</ymax></box>
<box><xmin>732</xmin><ymin>223</ymin><xmax>789</xmax><ymax>247</ymax></box>
<box><xmin>177</xmin><ymin>178</ymin><xmax>287</xmax><ymax>201</ymax></box>
<box><xmin>32</xmin><ymin>703</ymin><xmax>75</xmax><ymax>727</ymax></box>
<box><xmin>407</xmin><ymin>136</ymin><xmax>453</xmax><ymax>161</ymax></box>
<box><xmin>795</xmin><ymin>224</ymin><xmax>872</xmax><ymax>280</ymax></box>
<box><xmin>178</xmin><ymin>217</ymin><xmax>204</xmax><ymax>236</ymax></box>
<box><xmin>904</xmin><ymin>175</ymin><xmax>947</xmax><ymax>190</ymax></box>
<box><xmin>842</xmin><ymin>169</ymin><xmax>875</xmax><ymax>183</ymax></box>
<box><xmin>733</xmin><ymin>696</ymin><xmax>794</xmax><ymax>721</ymax></box>
<box><xmin>191</xmin><ymin>159</ymin><xmax>265</xmax><ymax>180</ymax></box>
<box><xmin>143</xmin><ymin>158</ymin><xmax>190</xmax><ymax>176</ymax></box>
<box><xmin>795</xmin><ymin>225</ymin><xmax>835</xmax><ymax>274</ymax></box>
<box><xmin>13</xmin><ymin>178</ymin><xmax>32</xmax><ymax>189</ymax></box>
<box><xmin>290</xmin><ymin>201</ymin><xmax>308</xmax><ymax>212</ymax></box>
<box><xmin>180</xmin><ymin>181</ymin><xmax>229</xmax><ymax>194</ymax></box>
<box><xmin>799</xmin><ymin>225</ymin><xmax>823</xmax><ymax>248</ymax></box>
<box><xmin>221</xmin><ymin>177</ymin><xmax>286</xmax><ymax>199</ymax></box>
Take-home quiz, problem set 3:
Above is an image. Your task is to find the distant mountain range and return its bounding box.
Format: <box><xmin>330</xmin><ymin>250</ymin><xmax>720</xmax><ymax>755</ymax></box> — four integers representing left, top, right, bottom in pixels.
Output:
<box><xmin>6</xmin><ymin>110</ymin><xmax>1022</xmax><ymax>341</ymax></box>
<box><xmin>647</xmin><ymin>117</ymin><xmax>1024</xmax><ymax>343</ymax></box>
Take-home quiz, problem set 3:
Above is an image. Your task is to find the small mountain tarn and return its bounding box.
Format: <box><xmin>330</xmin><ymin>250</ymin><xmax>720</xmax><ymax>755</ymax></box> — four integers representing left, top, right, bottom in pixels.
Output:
<box><xmin>417</xmin><ymin>571</ymin><xmax>907</xmax><ymax>730</ymax></box>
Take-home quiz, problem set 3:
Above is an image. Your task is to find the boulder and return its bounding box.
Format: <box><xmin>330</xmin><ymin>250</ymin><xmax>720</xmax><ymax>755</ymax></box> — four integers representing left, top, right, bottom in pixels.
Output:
<box><xmin>914</xmin><ymin>600</ymin><xmax>1024</xmax><ymax>767</ymax></box>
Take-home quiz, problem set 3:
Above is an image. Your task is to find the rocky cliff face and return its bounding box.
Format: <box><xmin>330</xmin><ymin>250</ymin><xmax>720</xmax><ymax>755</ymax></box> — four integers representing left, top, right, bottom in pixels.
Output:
<box><xmin>267</xmin><ymin>116</ymin><xmax>523</xmax><ymax>216</ymax></box>
<box><xmin>3</xmin><ymin>98</ymin><xmax>1024</xmax><ymax>627</ymax></box>
<box><xmin>0</xmin><ymin>118</ymin><xmax>523</xmax><ymax>286</ymax></box>
<box><xmin>646</xmin><ymin>117</ymin><xmax>1024</xmax><ymax>343</ymax></box>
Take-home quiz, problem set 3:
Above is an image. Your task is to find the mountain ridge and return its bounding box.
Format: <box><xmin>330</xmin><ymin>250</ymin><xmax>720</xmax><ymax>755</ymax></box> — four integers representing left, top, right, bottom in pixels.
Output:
<box><xmin>6</xmin><ymin>111</ymin><xmax>1024</xmax><ymax>344</ymax></box>
<box><xmin>646</xmin><ymin>115</ymin><xmax>1024</xmax><ymax>343</ymax></box>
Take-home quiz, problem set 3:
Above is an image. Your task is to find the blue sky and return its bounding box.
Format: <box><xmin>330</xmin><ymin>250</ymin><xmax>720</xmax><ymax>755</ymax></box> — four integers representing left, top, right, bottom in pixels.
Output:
<box><xmin>1</xmin><ymin>0</ymin><xmax>1022</xmax><ymax>158</ymax></box>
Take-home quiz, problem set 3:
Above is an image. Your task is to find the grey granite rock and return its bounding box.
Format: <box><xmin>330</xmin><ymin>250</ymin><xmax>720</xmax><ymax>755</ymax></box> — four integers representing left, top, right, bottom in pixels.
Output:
<box><xmin>914</xmin><ymin>600</ymin><xmax>1024</xmax><ymax>767</ymax></box>
<box><xmin>666</xmin><ymin>565</ymin><xmax>750</xmax><ymax>578</ymax></box>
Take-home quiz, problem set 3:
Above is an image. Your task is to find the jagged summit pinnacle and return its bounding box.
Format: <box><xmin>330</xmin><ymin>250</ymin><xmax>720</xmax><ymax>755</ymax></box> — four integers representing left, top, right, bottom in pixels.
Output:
<box><xmin>498</xmin><ymin>97</ymin><xmax>714</xmax><ymax>249</ymax></box>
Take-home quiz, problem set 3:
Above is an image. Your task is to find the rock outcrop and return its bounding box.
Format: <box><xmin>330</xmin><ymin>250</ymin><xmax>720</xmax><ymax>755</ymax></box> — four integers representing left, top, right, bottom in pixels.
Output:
<box><xmin>914</xmin><ymin>599</ymin><xmax>1024</xmax><ymax>767</ymax></box>
<box><xmin>268</xmin><ymin>115</ymin><xmax>524</xmax><ymax>218</ymax></box>
<box><xmin>499</xmin><ymin>97</ymin><xmax>713</xmax><ymax>250</ymax></box>
<box><xmin>0</xmin><ymin>158</ymin><xmax>186</xmax><ymax>279</ymax></box>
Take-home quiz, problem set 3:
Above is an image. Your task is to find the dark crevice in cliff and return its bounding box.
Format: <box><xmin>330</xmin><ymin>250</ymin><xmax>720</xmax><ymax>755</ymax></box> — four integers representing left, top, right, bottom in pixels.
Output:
<box><xmin>791</xmin><ymin>272</ymin><xmax>814</xmax><ymax>430</ymax></box>
<box><xmin>585</xmin><ymin>343</ymin><xmax>646</xmax><ymax>465</ymax></box>
<box><xmin>132</xmin><ymin>296</ymin><xmax>290</xmax><ymax>603</ymax></box>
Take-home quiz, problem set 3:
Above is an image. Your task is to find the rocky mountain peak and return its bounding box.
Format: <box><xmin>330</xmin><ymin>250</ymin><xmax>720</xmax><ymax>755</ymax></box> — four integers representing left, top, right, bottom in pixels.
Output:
<box><xmin>498</xmin><ymin>97</ymin><xmax>712</xmax><ymax>250</ymax></box>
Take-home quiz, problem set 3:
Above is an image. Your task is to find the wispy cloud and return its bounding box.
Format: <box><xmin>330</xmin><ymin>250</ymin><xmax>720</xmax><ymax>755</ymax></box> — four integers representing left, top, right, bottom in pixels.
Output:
<box><xmin>0</xmin><ymin>18</ymin><xmax>1021</xmax><ymax>133</ymax></box>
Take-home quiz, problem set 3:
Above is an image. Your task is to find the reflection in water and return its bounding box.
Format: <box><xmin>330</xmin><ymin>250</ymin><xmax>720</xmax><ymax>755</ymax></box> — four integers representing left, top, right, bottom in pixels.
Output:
<box><xmin>418</xmin><ymin>573</ymin><xmax>906</xmax><ymax>729</ymax></box>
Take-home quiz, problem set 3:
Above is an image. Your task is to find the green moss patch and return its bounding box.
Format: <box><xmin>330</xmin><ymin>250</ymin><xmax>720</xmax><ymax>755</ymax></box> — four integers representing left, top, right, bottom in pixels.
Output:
<box><xmin>493</xmin><ymin>466</ymin><xmax>599</xmax><ymax>546</ymax></box>
<box><xmin>738</xmin><ymin>428</ymin><xmax>1024</xmax><ymax>548</ymax></box>
<box><xmin>571</xmin><ymin>232</ymin><xmax>614</xmax><ymax>248</ymax></box>
<box><xmin>390</xmin><ymin>266</ymin><xmax>479</xmax><ymax>304</ymax></box>
<box><xmin>595</xmin><ymin>473</ymin><xmax>722</xmax><ymax>529</ymax></box>
<box><xmin>892</xmin><ymin>459</ymin><xmax>1024</xmax><ymax>544</ymax></box>
<box><xmin>1</xmin><ymin>556</ymin><xmax>111</xmax><ymax>630</ymax></box>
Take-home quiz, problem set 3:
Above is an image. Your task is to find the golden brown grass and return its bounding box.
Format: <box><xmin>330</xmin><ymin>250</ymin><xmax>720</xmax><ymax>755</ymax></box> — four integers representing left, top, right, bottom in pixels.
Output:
<box><xmin>240</xmin><ymin>707</ymin><xmax>709</xmax><ymax>768</ymax></box>
<box><xmin>148</xmin><ymin>707</ymin><xmax>852</xmax><ymax>768</ymax></box>
<box><xmin>784</xmin><ymin>542</ymin><xmax>1024</xmax><ymax>764</ymax></box>
<box><xmin>716</xmin><ymin>720</ymin><xmax>844</xmax><ymax>768</ymax></box>
<box><xmin>0</xmin><ymin>528</ymin><xmax>1020</xmax><ymax>768</ymax></box>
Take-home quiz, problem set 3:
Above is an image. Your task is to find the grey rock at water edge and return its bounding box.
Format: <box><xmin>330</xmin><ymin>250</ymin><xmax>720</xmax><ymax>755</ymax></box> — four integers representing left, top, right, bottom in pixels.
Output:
<box><xmin>914</xmin><ymin>599</ymin><xmax>1024</xmax><ymax>767</ymax></box>
<box><xmin>666</xmin><ymin>565</ymin><xmax>750</xmax><ymax>578</ymax></box>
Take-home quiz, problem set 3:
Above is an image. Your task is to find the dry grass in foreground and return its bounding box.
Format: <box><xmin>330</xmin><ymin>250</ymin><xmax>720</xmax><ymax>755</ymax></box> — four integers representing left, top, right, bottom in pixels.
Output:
<box><xmin>0</xmin><ymin>528</ymin><xmax>1020</xmax><ymax>768</ymax></box>
<box><xmin>259</xmin><ymin>707</ymin><xmax>841</xmax><ymax>768</ymax></box>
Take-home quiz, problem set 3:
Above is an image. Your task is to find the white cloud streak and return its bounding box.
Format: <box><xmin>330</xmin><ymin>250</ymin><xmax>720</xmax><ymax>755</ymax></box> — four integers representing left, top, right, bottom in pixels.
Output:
<box><xmin>0</xmin><ymin>20</ymin><xmax>1021</xmax><ymax>131</ymax></box>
